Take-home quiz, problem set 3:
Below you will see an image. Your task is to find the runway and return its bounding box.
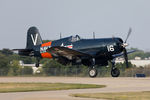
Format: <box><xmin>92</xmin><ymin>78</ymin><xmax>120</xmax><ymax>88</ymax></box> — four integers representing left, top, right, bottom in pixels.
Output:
<box><xmin>0</xmin><ymin>77</ymin><xmax>150</xmax><ymax>100</ymax></box>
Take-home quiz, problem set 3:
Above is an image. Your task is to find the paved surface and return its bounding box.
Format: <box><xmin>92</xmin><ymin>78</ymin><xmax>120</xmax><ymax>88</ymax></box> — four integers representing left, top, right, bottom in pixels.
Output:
<box><xmin>0</xmin><ymin>77</ymin><xmax>150</xmax><ymax>100</ymax></box>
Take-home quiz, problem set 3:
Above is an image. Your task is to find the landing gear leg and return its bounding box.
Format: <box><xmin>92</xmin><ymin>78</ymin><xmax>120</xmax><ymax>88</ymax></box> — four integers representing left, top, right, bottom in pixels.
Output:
<box><xmin>111</xmin><ymin>60</ymin><xmax>120</xmax><ymax>77</ymax></box>
<box><xmin>35</xmin><ymin>57</ymin><xmax>40</xmax><ymax>67</ymax></box>
<box><xmin>88</xmin><ymin>58</ymin><xmax>98</xmax><ymax>78</ymax></box>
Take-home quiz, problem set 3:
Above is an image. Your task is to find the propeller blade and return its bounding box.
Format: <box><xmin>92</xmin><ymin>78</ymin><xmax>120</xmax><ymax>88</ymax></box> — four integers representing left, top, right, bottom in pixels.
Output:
<box><xmin>123</xmin><ymin>48</ymin><xmax>129</xmax><ymax>68</ymax></box>
<box><xmin>125</xmin><ymin>28</ymin><xmax>132</xmax><ymax>43</ymax></box>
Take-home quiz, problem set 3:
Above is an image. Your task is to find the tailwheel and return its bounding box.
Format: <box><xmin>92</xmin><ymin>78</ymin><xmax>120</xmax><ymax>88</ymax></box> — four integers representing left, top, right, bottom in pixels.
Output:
<box><xmin>111</xmin><ymin>68</ymin><xmax>120</xmax><ymax>77</ymax></box>
<box><xmin>89</xmin><ymin>68</ymin><xmax>97</xmax><ymax>78</ymax></box>
<box><xmin>35</xmin><ymin>63</ymin><xmax>39</xmax><ymax>67</ymax></box>
<box><xmin>35</xmin><ymin>57</ymin><xmax>40</xmax><ymax>67</ymax></box>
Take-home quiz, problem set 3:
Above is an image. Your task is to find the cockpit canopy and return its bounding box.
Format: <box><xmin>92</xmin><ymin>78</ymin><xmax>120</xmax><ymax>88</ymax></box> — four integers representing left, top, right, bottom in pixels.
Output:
<box><xmin>69</xmin><ymin>35</ymin><xmax>81</xmax><ymax>42</ymax></box>
<box><xmin>57</xmin><ymin>35</ymin><xmax>81</xmax><ymax>43</ymax></box>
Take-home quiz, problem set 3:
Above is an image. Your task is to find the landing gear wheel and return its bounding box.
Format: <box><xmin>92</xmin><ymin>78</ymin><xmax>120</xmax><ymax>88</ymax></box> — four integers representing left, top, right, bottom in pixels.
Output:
<box><xmin>89</xmin><ymin>68</ymin><xmax>97</xmax><ymax>78</ymax></box>
<box><xmin>111</xmin><ymin>68</ymin><xmax>120</xmax><ymax>77</ymax></box>
<box><xmin>35</xmin><ymin>63</ymin><xmax>39</xmax><ymax>67</ymax></box>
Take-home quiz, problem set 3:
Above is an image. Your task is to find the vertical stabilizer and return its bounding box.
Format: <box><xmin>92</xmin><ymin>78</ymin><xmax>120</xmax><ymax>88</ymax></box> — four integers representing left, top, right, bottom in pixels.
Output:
<box><xmin>26</xmin><ymin>27</ymin><xmax>43</xmax><ymax>49</ymax></box>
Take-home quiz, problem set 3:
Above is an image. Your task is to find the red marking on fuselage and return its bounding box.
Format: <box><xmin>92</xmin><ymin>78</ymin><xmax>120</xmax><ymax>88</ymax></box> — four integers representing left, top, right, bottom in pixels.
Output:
<box><xmin>40</xmin><ymin>42</ymin><xmax>52</xmax><ymax>58</ymax></box>
<box><xmin>41</xmin><ymin>42</ymin><xmax>52</xmax><ymax>47</ymax></box>
<box><xmin>67</xmin><ymin>45</ymin><xmax>73</xmax><ymax>49</ymax></box>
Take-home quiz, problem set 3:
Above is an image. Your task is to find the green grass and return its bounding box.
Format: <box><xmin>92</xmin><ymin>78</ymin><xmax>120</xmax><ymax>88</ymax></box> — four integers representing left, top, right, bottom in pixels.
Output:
<box><xmin>71</xmin><ymin>91</ymin><xmax>150</xmax><ymax>100</ymax></box>
<box><xmin>0</xmin><ymin>83</ymin><xmax>106</xmax><ymax>93</ymax></box>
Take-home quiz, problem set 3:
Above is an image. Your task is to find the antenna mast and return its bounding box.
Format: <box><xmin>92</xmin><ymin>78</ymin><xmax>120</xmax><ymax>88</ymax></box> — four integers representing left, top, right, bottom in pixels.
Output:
<box><xmin>60</xmin><ymin>32</ymin><xmax>62</xmax><ymax>39</ymax></box>
<box><xmin>93</xmin><ymin>32</ymin><xmax>95</xmax><ymax>39</ymax></box>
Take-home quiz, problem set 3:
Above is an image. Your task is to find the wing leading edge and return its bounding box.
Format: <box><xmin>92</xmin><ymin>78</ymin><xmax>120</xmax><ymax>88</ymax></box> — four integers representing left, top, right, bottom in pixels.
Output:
<box><xmin>112</xmin><ymin>50</ymin><xmax>136</xmax><ymax>58</ymax></box>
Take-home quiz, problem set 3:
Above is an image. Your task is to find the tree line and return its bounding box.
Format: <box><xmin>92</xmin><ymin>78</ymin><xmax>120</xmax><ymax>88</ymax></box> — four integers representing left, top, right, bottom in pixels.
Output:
<box><xmin>0</xmin><ymin>48</ymin><xmax>150</xmax><ymax>77</ymax></box>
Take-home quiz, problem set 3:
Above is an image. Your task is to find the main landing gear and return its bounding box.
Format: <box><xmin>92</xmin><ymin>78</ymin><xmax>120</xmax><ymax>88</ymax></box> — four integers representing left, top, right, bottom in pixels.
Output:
<box><xmin>88</xmin><ymin>58</ymin><xmax>98</xmax><ymax>78</ymax></box>
<box><xmin>89</xmin><ymin>67</ymin><xmax>98</xmax><ymax>78</ymax></box>
<box><xmin>88</xmin><ymin>58</ymin><xmax>120</xmax><ymax>78</ymax></box>
<box><xmin>110</xmin><ymin>60</ymin><xmax>120</xmax><ymax>77</ymax></box>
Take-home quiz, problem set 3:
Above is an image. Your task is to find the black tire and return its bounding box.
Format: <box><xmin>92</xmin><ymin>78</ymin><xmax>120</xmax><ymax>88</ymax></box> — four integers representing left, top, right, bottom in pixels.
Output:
<box><xmin>35</xmin><ymin>63</ymin><xmax>39</xmax><ymax>67</ymax></box>
<box><xmin>111</xmin><ymin>68</ymin><xmax>120</xmax><ymax>77</ymax></box>
<box><xmin>89</xmin><ymin>68</ymin><xmax>97</xmax><ymax>78</ymax></box>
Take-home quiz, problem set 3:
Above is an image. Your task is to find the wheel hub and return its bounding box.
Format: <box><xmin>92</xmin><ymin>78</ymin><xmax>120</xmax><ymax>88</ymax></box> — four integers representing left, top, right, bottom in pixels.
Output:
<box><xmin>90</xmin><ymin>70</ymin><xmax>96</xmax><ymax>76</ymax></box>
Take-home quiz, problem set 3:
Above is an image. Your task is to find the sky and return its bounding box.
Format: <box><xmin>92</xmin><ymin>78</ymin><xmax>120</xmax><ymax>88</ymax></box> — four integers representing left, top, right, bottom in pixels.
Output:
<box><xmin>0</xmin><ymin>0</ymin><xmax>150</xmax><ymax>51</ymax></box>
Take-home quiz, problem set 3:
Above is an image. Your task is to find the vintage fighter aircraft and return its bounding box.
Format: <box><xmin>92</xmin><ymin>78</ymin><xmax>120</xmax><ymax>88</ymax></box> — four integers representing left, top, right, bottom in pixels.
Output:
<box><xmin>14</xmin><ymin>27</ymin><xmax>134</xmax><ymax>77</ymax></box>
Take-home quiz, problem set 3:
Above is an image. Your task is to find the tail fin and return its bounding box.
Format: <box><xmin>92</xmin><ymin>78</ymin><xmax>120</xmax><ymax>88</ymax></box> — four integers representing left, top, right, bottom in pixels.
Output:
<box><xmin>26</xmin><ymin>27</ymin><xmax>43</xmax><ymax>49</ymax></box>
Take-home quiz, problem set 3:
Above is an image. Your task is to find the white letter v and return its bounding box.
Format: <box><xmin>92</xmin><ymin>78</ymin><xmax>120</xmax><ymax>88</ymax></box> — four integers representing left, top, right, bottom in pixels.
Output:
<box><xmin>31</xmin><ymin>34</ymin><xmax>38</xmax><ymax>45</ymax></box>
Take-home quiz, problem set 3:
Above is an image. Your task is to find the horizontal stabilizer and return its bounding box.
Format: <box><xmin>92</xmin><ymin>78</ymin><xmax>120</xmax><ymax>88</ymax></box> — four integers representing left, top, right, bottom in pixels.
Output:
<box><xmin>12</xmin><ymin>49</ymin><xmax>34</xmax><ymax>56</ymax></box>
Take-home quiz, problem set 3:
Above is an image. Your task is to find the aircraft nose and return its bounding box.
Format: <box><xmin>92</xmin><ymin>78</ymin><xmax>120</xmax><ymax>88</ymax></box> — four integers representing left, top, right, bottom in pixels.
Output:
<box><xmin>117</xmin><ymin>38</ymin><xmax>129</xmax><ymax>48</ymax></box>
<box><xmin>115</xmin><ymin>38</ymin><xmax>123</xmax><ymax>45</ymax></box>
<box><xmin>118</xmin><ymin>38</ymin><xmax>123</xmax><ymax>44</ymax></box>
<box><xmin>115</xmin><ymin>38</ymin><xmax>124</xmax><ymax>49</ymax></box>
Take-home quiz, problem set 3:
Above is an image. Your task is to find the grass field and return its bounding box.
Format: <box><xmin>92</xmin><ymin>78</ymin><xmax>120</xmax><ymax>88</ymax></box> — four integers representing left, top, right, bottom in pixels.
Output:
<box><xmin>0</xmin><ymin>83</ymin><xmax>105</xmax><ymax>93</ymax></box>
<box><xmin>72</xmin><ymin>91</ymin><xmax>150</xmax><ymax>100</ymax></box>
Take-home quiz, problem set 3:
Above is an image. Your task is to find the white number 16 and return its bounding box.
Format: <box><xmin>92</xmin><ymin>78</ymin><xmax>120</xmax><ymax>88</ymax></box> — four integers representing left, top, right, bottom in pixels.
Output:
<box><xmin>107</xmin><ymin>45</ymin><xmax>114</xmax><ymax>52</ymax></box>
